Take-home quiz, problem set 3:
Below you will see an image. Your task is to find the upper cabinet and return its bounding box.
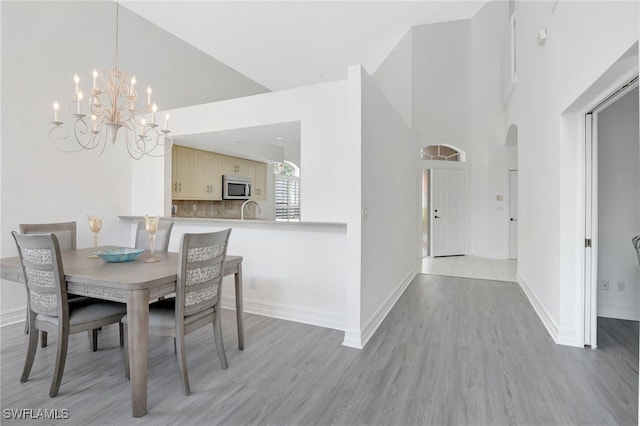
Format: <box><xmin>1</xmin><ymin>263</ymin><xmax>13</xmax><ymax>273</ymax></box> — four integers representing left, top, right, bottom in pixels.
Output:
<box><xmin>193</xmin><ymin>151</ymin><xmax>222</xmax><ymax>200</ymax></box>
<box><xmin>172</xmin><ymin>145</ymin><xmax>194</xmax><ymax>200</ymax></box>
<box><xmin>222</xmin><ymin>156</ymin><xmax>248</xmax><ymax>177</ymax></box>
<box><xmin>172</xmin><ymin>146</ymin><xmax>267</xmax><ymax>202</ymax></box>
<box><xmin>252</xmin><ymin>161</ymin><xmax>267</xmax><ymax>200</ymax></box>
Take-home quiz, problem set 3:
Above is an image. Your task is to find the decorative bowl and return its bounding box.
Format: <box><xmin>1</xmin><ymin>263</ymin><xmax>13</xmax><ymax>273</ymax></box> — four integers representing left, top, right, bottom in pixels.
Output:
<box><xmin>94</xmin><ymin>248</ymin><xmax>144</xmax><ymax>263</ymax></box>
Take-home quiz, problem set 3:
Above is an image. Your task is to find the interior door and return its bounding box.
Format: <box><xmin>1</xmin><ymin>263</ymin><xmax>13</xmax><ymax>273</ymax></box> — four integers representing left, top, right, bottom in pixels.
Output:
<box><xmin>509</xmin><ymin>170</ymin><xmax>518</xmax><ymax>259</ymax></box>
<box><xmin>430</xmin><ymin>169</ymin><xmax>465</xmax><ymax>257</ymax></box>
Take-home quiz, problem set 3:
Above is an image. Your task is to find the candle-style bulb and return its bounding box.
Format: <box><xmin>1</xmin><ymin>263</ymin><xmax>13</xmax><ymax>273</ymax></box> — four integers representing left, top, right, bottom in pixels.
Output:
<box><xmin>53</xmin><ymin>101</ymin><xmax>60</xmax><ymax>122</ymax></box>
<box><xmin>164</xmin><ymin>113</ymin><xmax>170</xmax><ymax>131</ymax></box>
<box><xmin>146</xmin><ymin>85</ymin><xmax>152</xmax><ymax>104</ymax></box>
<box><xmin>129</xmin><ymin>76</ymin><xmax>137</xmax><ymax>96</ymax></box>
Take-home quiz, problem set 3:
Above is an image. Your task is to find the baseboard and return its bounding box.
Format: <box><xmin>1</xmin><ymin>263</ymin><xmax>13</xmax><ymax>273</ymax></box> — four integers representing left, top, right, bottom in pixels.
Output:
<box><xmin>517</xmin><ymin>273</ymin><xmax>560</xmax><ymax>343</ymax></box>
<box><xmin>598</xmin><ymin>303</ymin><xmax>640</xmax><ymax>321</ymax></box>
<box><xmin>221</xmin><ymin>295</ymin><xmax>345</xmax><ymax>331</ymax></box>
<box><xmin>1</xmin><ymin>306</ymin><xmax>25</xmax><ymax>328</ymax></box>
<box><xmin>358</xmin><ymin>267</ymin><xmax>417</xmax><ymax>349</ymax></box>
<box><xmin>342</xmin><ymin>329</ymin><xmax>364</xmax><ymax>349</ymax></box>
<box><xmin>557</xmin><ymin>326</ymin><xmax>582</xmax><ymax>347</ymax></box>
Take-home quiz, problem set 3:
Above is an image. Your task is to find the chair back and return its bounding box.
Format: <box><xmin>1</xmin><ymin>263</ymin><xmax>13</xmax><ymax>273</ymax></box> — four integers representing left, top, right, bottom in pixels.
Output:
<box><xmin>12</xmin><ymin>232</ymin><xmax>67</xmax><ymax>318</ymax></box>
<box><xmin>135</xmin><ymin>220</ymin><xmax>174</xmax><ymax>252</ymax></box>
<box><xmin>633</xmin><ymin>235</ymin><xmax>640</xmax><ymax>266</ymax></box>
<box><xmin>19</xmin><ymin>222</ymin><xmax>76</xmax><ymax>251</ymax></box>
<box><xmin>176</xmin><ymin>229</ymin><xmax>231</xmax><ymax>318</ymax></box>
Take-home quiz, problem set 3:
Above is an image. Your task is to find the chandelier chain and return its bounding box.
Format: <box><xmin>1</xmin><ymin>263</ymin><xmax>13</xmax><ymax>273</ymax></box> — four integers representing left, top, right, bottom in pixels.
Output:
<box><xmin>114</xmin><ymin>0</ymin><xmax>119</xmax><ymax>67</ymax></box>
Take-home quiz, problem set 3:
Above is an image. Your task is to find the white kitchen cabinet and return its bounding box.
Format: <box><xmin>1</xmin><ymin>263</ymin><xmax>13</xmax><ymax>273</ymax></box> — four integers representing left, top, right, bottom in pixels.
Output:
<box><xmin>193</xmin><ymin>151</ymin><xmax>222</xmax><ymax>200</ymax></box>
<box><xmin>172</xmin><ymin>145</ymin><xmax>194</xmax><ymax>200</ymax></box>
<box><xmin>173</xmin><ymin>146</ymin><xmax>223</xmax><ymax>200</ymax></box>
<box><xmin>252</xmin><ymin>161</ymin><xmax>267</xmax><ymax>200</ymax></box>
<box><xmin>172</xmin><ymin>147</ymin><xmax>266</xmax><ymax>202</ymax></box>
<box><xmin>222</xmin><ymin>156</ymin><xmax>248</xmax><ymax>176</ymax></box>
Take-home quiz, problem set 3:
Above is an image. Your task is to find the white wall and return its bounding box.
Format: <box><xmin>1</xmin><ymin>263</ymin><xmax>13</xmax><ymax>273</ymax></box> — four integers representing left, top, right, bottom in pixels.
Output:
<box><xmin>504</xmin><ymin>0</ymin><xmax>639</xmax><ymax>346</ymax></box>
<box><xmin>360</xmin><ymin>68</ymin><xmax>418</xmax><ymax>346</ymax></box>
<box><xmin>376</xmin><ymin>7</ymin><xmax>515</xmax><ymax>261</ymax></box>
<box><xmin>0</xmin><ymin>1</ymin><xmax>268</xmax><ymax>324</ymax></box>
<box><xmin>471</xmin><ymin>1</ymin><xmax>516</xmax><ymax>259</ymax></box>
<box><xmin>597</xmin><ymin>87</ymin><xmax>640</xmax><ymax>320</ymax></box>
<box><xmin>132</xmin><ymin>70</ymin><xmax>368</xmax><ymax>346</ymax></box>
<box><xmin>412</xmin><ymin>20</ymin><xmax>472</xmax><ymax>154</ymax></box>
<box><xmin>150</xmin><ymin>81</ymin><xmax>353</xmax><ymax>223</ymax></box>
<box><xmin>371</xmin><ymin>29</ymin><xmax>413</xmax><ymax>127</ymax></box>
<box><xmin>155</xmin><ymin>220</ymin><xmax>348</xmax><ymax>330</ymax></box>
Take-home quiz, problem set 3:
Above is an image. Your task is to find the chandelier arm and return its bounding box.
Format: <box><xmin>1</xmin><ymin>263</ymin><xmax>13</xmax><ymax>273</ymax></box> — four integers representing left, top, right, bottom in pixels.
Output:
<box><xmin>124</xmin><ymin>128</ymin><xmax>145</xmax><ymax>161</ymax></box>
<box><xmin>49</xmin><ymin>126</ymin><xmax>84</xmax><ymax>153</ymax></box>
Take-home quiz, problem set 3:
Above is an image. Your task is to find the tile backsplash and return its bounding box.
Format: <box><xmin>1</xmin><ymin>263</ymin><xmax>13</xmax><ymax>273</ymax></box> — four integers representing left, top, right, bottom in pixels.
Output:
<box><xmin>172</xmin><ymin>200</ymin><xmax>257</xmax><ymax>219</ymax></box>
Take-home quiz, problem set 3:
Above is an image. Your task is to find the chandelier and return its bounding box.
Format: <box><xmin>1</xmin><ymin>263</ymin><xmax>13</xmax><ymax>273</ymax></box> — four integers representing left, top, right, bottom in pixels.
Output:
<box><xmin>49</xmin><ymin>1</ymin><xmax>172</xmax><ymax>160</ymax></box>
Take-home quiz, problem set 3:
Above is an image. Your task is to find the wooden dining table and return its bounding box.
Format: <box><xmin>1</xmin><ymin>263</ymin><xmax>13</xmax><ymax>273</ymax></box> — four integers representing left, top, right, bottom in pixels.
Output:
<box><xmin>0</xmin><ymin>246</ymin><xmax>244</xmax><ymax>417</ymax></box>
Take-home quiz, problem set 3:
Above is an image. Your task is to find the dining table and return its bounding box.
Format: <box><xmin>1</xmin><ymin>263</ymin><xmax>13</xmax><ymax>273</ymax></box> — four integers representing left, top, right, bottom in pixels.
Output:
<box><xmin>0</xmin><ymin>246</ymin><xmax>244</xmax><ymax>417</ymax></box>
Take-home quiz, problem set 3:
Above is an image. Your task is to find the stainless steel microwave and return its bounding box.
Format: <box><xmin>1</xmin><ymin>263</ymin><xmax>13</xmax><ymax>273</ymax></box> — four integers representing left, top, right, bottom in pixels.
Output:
<box><xmin>222</xmin><ymin>175</ymin><xmax>252</xmax><ymax>200</ymax></box>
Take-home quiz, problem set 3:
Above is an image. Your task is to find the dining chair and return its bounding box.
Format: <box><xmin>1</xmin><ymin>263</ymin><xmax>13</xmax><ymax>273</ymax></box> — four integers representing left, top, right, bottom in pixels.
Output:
<box><xmin>12</xmin><ymin>232</ymin><xmax>127</xmax><ymax>397</ymax></box>
<box><xmin>122</xmin><ymin>228</ymin><xmax>231</xmax><ymax>395</ymax></box>
<box><xmin>19</xmin><ymin>222</ymin><xmax>77</xmax><ymax>347</ymax></box>
<box><xmin>134</xmin><ymin>220</ymin><xmax>174</xmax><ymax>252</ymax></box>
<box><xmin>633</xmin><ymin>235</ymin><xmax>640</xmax><ymax>266</ymax></box>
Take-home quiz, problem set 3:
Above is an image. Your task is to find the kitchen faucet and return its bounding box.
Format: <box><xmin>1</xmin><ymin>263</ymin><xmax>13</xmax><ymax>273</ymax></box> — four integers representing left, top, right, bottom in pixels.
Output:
<box><xmin>240</xmin><ymin>200</ymin><xmax>262</xmax><ymax>220</ymax></box>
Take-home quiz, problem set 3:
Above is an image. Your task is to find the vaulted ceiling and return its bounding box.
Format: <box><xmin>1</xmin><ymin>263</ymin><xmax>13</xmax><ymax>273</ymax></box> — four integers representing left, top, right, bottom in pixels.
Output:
<box><xmin>122</xmin><ymin>1</ymin><xmax>487</xmax><ymax>91</ymax></box>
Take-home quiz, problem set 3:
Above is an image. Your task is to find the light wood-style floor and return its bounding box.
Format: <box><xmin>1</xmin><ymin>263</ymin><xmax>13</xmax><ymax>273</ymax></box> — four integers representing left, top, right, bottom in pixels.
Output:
<box><xmin>1</xmin><ymin>274</ymin><xmax>637</xmax><ymax>425</ymax></box>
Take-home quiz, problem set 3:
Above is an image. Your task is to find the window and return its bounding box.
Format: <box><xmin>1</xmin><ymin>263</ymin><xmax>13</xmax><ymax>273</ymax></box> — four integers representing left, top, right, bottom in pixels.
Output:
<box><xmin>273</xmin><ymin>161</ymin><xmax>300</xmax><ymax>221</ymax></box>
<box><xmin>421</xmin><ymin>145</ymin><xmax>463</xmax><ymax>161</ymax></box>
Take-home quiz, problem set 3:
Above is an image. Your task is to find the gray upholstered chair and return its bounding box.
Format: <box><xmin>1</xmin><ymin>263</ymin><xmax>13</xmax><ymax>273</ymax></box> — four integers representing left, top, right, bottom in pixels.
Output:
<box><xmin>12</xmin><ymin>232</ymin><xmax>127</xmax><ymax>397</ymax></box>
<box><xmin>19</xmin><ymin>222</ymin><xmax>77</xmax><ymax>347</ymax></box>
<box><xmin>134</xmin><ymin>220</ymin><xmax>174</xmax><ymax>252</ymax></box>
<box><xmin>633</xmin><ymin>235</ymin><xmax>640</xmax><ymax>266</ymax></box>
<box><xmin>122</xmin><ymin>228</ymin><xmax>231</xmax><ymax>395</ymax></box>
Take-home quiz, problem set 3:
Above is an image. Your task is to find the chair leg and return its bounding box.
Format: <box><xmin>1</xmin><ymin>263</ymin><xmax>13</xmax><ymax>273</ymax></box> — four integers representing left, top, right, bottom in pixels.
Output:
<box><xmin>175</xmin><ymin>332</ymin><xmax>191</xmax><ymax>396</ymax></box>
<box><xmin>213</xmin><ymin>311</ymin><xmax>228</xmax><ymax>370</ymax></box>
<box><xmin>91</xmin><ymin>329</ymin><xmax>98</xmax><ymax>352</ymax></box>
<box><xmin>21</xmin><ymin>318</ymin><xmax>39</xmax><ymax>383</ymax></box>
<box><xmin>49</xmin><ymin>326</ymin><xmax>69</xmax><ymax>397</ymax></box>
<box><xmin>123</xmin><ymin>324</ymin><xmax>130</xmax><ymax>380</ymax></box>
<box><xmin>40</xmin><ymin>331</ymin><xmax>48</xmax><ymax>348</ymax></box>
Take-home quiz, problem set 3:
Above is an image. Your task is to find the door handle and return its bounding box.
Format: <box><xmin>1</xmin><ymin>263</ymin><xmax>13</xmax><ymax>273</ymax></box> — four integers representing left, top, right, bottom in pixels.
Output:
<box><xmin>510</xmin><ymin>218</ymin><xmax>517</xmax><ymax>222</ymax></box>
<box><xmin>434</xmin><ymin>215</ymin><xmax>441</xmax><ymax>219</ymax></box>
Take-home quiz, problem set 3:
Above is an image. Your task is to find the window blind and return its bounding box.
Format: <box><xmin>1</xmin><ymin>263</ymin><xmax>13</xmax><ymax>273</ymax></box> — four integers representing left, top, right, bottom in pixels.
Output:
<box><xmin>275</xmin><ymin>175</ymin><xmax>300</xmax><ymax>221</ymax></box>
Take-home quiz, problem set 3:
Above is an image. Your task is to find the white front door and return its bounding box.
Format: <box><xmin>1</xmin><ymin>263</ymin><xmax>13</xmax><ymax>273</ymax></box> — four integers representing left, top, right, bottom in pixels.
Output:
<box><xmin>430</xmin><ymin>169</ymin><xmax>465</xmax><ymax>257</ymax></box>
<box><xmin>509</xmin><ymin>170</ymin><xmax>518</xmax><ymax>259</ymax></box>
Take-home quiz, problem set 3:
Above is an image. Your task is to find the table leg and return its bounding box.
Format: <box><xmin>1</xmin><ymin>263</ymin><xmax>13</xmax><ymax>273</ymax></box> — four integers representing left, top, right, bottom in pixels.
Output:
<box><xmin>234</xmin><ymin>263</ymin><xmax>244</xmax><ymax>350</ymax></box>
<box><xmin>127</xmin><ymin>289</ymin><xmax>150</xmax><ymax>417</ymax></box>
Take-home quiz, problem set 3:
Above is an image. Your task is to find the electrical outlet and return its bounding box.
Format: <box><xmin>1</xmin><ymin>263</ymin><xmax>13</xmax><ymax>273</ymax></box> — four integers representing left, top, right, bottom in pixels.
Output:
<box><xmin>600</xmin><ymin>280</ymin><xmax>609</xmax><ymax>291</ymax></box>
<box><xmin>617</xmin><ymin>281</ymin><xmax>625</xmax><ymax>292</ymax></box>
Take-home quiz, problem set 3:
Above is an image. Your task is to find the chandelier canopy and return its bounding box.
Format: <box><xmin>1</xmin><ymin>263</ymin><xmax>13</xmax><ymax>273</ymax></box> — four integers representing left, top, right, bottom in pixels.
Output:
<box><xmin>49</xmin><ymin>1</ymin><xmax>172</xmax><ymax>160</ymax></box>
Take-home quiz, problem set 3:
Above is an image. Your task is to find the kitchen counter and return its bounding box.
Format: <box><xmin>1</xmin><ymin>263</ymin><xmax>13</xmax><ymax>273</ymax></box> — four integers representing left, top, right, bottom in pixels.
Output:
<box><xmin>118</xmin><ymin>216</ymin><xmax>347</xmax><ymax>229</ymax></box>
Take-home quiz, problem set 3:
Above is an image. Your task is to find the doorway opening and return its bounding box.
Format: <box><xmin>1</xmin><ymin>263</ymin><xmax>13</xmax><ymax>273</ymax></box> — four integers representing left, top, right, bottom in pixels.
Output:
<box><xmin>421</xmin><ymin>145</ymin><xmax>466</xmax><ymax>258</ymax></box>
<box><xmin>584</xmin><ymin>76</ymin><xmax>639</xmax><ymax>349</ymax></box>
